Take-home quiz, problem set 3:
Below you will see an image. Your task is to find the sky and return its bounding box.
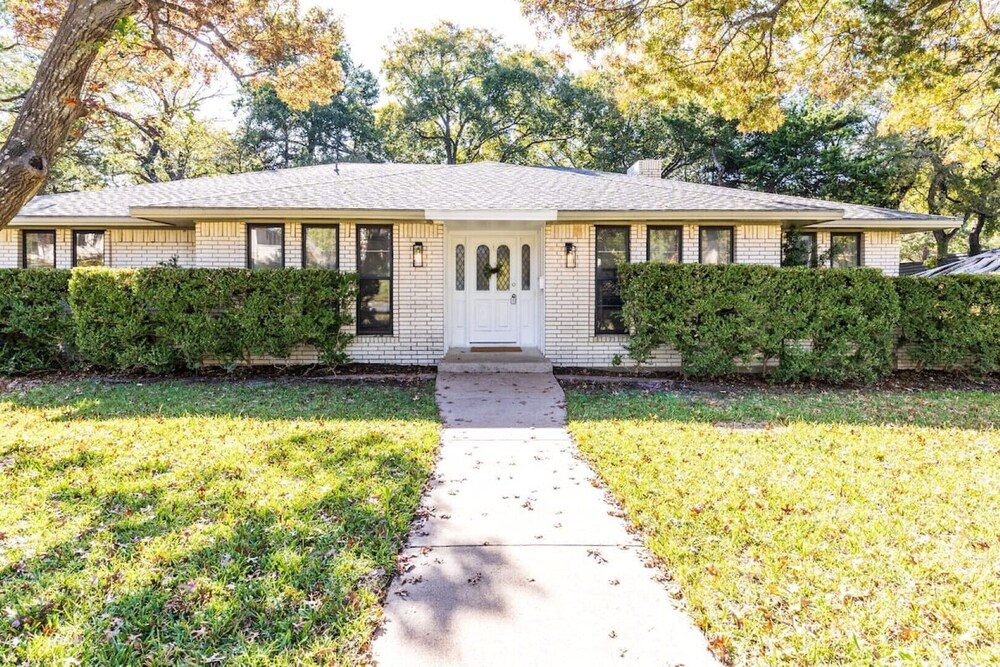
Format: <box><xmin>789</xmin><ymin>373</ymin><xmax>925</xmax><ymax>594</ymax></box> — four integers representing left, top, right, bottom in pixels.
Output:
<box><xmin>203</xmin><ymin>0</ymin><xmax>582</xmax><ymax>126</ymax></box>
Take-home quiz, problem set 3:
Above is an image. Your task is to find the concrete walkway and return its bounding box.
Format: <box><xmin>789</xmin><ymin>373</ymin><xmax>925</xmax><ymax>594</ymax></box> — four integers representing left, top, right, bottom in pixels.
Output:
<box><xmin>372</xmin><ymin>372</ymin><xmax>718</xmax><ymax>666</ymax></box>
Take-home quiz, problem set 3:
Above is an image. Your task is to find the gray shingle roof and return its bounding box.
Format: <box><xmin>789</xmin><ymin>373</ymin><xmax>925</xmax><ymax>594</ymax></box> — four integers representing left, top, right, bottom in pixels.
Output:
<box><xmin>16</xmin><ymin>161</ymin><xmax>952</xmax><ymax>224</ymax></box>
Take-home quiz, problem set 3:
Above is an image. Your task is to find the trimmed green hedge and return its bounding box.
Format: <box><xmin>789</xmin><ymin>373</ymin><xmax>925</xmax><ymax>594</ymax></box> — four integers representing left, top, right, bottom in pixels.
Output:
<box><xmin>896</xmin><ymin>275</ymin><xmax>1000</xmax><ymax>374</ymax></box>
<box><xmin>69</xmin><ymin>268</ymin><xmax>357</xmax><ymax>372</ymax></box>
<box><xmin>619</xmin><ymin>264</ymin><xmax>901</xmax><ymax>382</ymax></box>
<box><xmin>0</xmin><ymin>269</ymin><xmax>74</xmax><ymax>373</ymax></box>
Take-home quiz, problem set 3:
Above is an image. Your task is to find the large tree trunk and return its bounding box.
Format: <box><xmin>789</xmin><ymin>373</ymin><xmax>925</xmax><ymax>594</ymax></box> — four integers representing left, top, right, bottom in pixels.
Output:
<box><xmin>968</xmin><ymin>212</ymin><xmax>988</xmax><ymax>256</ymax></box>
<box><xmin>933</xmin><ymin>228</ymin><xmax>959</xmax><ymax>259</ymax></box>
<box><xmin>0</xmin><ymin>0</ymin><xmax>137</xmax><ymax>227</ymax></box>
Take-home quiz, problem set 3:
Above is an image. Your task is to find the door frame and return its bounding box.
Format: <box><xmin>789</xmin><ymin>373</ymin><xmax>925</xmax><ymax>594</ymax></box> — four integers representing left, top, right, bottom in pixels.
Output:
<box><xmin>443</xmin><ymin>223</ymin><xmax>544</xmax><ymax>351</ymax></box>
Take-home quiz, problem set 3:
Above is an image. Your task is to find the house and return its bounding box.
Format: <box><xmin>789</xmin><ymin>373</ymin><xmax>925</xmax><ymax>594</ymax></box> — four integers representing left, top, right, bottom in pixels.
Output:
<box><xmin>6</xmin><ymin>160</ymin><xmax>956</xmax><ymax>367</ymax></box>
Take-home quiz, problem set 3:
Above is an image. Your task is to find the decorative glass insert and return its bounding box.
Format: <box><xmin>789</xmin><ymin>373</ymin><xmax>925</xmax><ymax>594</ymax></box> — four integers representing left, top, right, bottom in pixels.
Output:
<box><xmin>521</xmin><ymin>244</ymin><xmax>530</xmax><ymax>290</ymax></box>
<box><xmin>476</xmin><ymin>245</ymin><xmax>490</xmax><ymax>291</ymax></box>
<box><xmin>496</xmin><ymin>245</ymin><xmax>510</xmax><ymax>290</ymax></box>
<box><xmin>303</xmin><ymin>225</ymin><xmax>339</xmax><ymax>269</ymax></box>
<box><xmin>455</xmin><ymin>244</ymin><xmax>465</xmax><ymax>290</ymax></box>
<box><xmin>699</xmin><ymin>227</ymin><xmax>734</xmax><ymax>264</ymax></box>
<box><xmin>23</xmin><ymin>231</ymin><xmax>55</xmax><ymax>269</ymax></box>
<box><xmin>647</xmin><ymin>226</ymin><xmax>681</xmax><ymax>263</ymax></box>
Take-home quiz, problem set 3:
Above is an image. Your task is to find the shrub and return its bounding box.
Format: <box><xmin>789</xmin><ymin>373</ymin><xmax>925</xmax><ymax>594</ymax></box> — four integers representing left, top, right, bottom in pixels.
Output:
<box><xmin>0</xmin><ymin>269</ymin><xmax>74</xmax><ymax>373</ymax></box>
<box><xmin>619</xmin><ymin>264</ymin><xmax>899</xmax><ymax>382</ymax></box>
<box><xmin>69</xmin><ymin>268</ymin><xmax>357</xmax><ymax>372</ymax></box>
<box><xmin>896</xmin><ymin>275</ymin><xmax>1000</xmax><ymax>374</ymax></box>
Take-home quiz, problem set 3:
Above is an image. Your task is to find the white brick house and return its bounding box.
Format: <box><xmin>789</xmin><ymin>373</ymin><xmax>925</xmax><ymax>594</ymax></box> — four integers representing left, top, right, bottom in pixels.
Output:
<box><xmin>9</xmin><ymin>161</ymin><xmax>956</xmax><ymax>367</ymax></box>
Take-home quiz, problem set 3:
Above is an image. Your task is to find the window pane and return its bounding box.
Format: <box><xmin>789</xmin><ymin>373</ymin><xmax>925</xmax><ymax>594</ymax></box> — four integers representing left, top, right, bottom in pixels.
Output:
<box><xmin>73</xmin><ymin>231</ymin><xmax>104</xmax><ymax>267</ymax></box>
<box><xmin>358</xmin><ymin>278</ymin><xmax>391</xmax><ymax>333</ymax></box>
<box><xmin>784</xmin><ymin>231</ymin><xmax>817</xmax><ymax>267</ymax></box>
<box><xmin>595</xmin><ymin>280</ymin><xmax>625</xmax><ymax>334</ymax></box>
<box><xmin>249</xmin><ymin>225</ymin><xmax>283</xmax><ymax>269</ymax></box>
<box><xmin>24</xmin><ymin>232</ymin><xmax>55</xmax><ymax>269</ymax></box>
<box><xmin>596</xmin><ymin>227</ymin><xmax>628</xmax><ymax>279</ymax></box>
<box><xmin>700</xmin><ymin>228</ymin><xmax>733</xmax><ymax>264</ymax></box>
<box><xmin>496</xmin><ymin>245</ymin><xmax>510</xmax><ymax>290</ymax></box>
<box><xmin>358</xmin><ymin>226</ymin><xmax>391</xmax><ymax>277</ymax></box>
<box><xmin>831</xmin><ymin>234</ymin><xmax>860</xmax><ymax>268</ymax></box>
<box><xmin>595</xmin><ymin>226</ymin><xmax>630</xmax><ymax>334</ymax></box>
<box><xmin>648</xmin><ymin>227</ymin><xmax>681</xmax><ymax>263</ymax></box>
<box><xmin>456</xmin><ymin>244</ymin><xmax>465</xmax><ymax>291</ymax></box>
<box><xmin>304</xmin><ymin>226</ymin><xmax>338</xmax><ymax>269</ymax></box>
<box><xmin>521</xmin><ymin>244</ymin><xmax>530</xmax><ymax>290</ymax></box>
<box><xmin>476</xmin><ymin>245</ymin><xmax>490</xmax><ymax>291</ymax></box>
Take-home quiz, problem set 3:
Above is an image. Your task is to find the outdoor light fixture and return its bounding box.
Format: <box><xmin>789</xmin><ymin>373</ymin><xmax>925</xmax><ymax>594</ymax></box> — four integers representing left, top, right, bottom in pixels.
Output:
<box><xmin>412</xmin><ymin>241</ymin><xmax>424</xmax><ymax>268</ymax></box>
<box><xmin>564</xmin><ymin>242</ymin><xmax>577</xmax><ymax>269</ymax></box>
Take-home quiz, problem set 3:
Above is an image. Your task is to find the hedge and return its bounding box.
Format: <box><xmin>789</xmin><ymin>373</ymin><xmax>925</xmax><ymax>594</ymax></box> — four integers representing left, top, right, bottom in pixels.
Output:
<box><xmin>896</xmin><ymin>275</ymin><xmax>1000</xmax><ymax>374</ymax></box>
<box><xmin>69</xmin><ymin>268</ymin><xmax>357</xmax><ymax>372</ymax></box>
<box><xmin>0</xmin><ymin>269</ymin><xmax>74</xmax><ymax>373</ymax></box>
<box><xmin>619</xmin><ymin>264</ymin><xmax>900</xmax><ymax>382</ymax></box>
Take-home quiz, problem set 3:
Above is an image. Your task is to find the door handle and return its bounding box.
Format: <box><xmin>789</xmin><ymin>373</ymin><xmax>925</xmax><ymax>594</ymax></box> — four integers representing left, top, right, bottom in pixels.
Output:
<box><xmin>510</xmin><ymin>294</ymin><xmax>517</xmax><ymax>305</ymax></box>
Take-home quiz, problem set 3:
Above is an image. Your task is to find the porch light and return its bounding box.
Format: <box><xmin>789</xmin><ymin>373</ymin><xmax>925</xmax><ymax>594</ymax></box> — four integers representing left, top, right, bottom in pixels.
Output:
<box><xmin>564</xmin><ymin>242</ymin><xmax>577</xmax><ymax>269</ymax></box>
<box><xmin>412</xmin><ymin>241</ymin><xmax>424</xmax><ymax>268</ymax></box>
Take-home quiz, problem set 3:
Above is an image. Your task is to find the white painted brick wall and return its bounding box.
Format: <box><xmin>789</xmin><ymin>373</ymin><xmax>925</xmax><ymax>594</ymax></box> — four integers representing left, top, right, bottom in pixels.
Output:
<box><xmin>0</xmin><ymin>228</ymin><xmax>18</xmax><ymax>267</ymax></box>
<box><xmin>863</xmin><ymin>230</ymin><xmax>900</xmax><ymax>276</ymax></box>
<box><xmin>109</xmin><ymin>228</ymin><xmax>195</xmax><ymax>267</ymax></box>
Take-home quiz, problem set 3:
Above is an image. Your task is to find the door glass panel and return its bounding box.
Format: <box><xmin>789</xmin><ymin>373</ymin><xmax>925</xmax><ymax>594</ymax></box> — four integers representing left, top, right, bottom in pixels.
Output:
<box><xmin>476</xmin><ymin>245</ymin><xmax>490</xmax><ymax>291</ymax></box>
<box><xmin>455</xmin><ymin>244</ymin><xmax>465</xmax><ymax>290</ymax></box>
<box><xmin>521</xmin><ymin>244</ymin><xmax>530</xmax><ymax>290</ymax></box>
<box><xmin>496</xmin><ymin>245</ymin><xmax>510</xmax><ymax>290</ymax></box>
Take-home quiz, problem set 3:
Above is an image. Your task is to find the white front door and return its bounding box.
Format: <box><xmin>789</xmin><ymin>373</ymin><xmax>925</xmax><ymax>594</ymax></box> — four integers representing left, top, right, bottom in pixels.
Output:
<box><xmin>469</xmin><ymin>240</ymin><xmax>519</xmax><ymax>344</ymax></box>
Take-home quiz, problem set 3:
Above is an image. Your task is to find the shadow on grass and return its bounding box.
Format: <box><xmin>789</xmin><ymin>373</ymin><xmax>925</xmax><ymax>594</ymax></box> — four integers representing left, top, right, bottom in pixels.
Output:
<box><xmin>0</xmin><ymin>425</ymin><xmax>436</xmax><ymax>665</ymax></box>
<box><xmin>564</xmin><ymin>386</ymin><xmax>1000</xmax><ymax>430</ymax></box>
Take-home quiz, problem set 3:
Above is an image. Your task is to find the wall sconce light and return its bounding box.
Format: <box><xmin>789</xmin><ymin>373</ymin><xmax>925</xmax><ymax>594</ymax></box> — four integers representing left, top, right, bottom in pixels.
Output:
<box><xmin>564</xmin><ymin>242</ymin><xmax>577</xmax><ymax>269</ymax></box>
<box><xmin>412</xmin><ymin>241</ymin><xmax>424</xmax><ymax>268</ymax></box>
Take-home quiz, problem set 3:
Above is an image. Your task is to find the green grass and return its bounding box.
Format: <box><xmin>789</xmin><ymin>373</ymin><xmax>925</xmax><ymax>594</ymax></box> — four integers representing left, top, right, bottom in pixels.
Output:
<box><xmin>0</xmin><ymin>380</ymin><xmax>439</xmax><ymax>666</ymax></box>
<box><xmin>567</xmin><ymin>388</ymin><xmax>1000</xmax><ymax>665</ymax></box>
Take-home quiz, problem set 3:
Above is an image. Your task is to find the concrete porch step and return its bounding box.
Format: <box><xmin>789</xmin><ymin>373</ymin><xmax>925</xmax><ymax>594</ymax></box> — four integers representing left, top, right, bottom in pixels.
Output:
<box><xmin>437</xmin><ymin>347</ymin><xmax>553</xmax><ymax>374</ymax></box>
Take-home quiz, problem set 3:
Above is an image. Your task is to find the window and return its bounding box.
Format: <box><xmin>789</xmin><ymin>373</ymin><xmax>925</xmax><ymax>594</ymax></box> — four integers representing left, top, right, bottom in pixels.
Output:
<box><xmin>647</xmin><ymin>226</ymin><xmax>682</xmax><ymax>263</ymax></box>
<box><xmin>247</xmin><ymin>224</ymin><xmax>284</xmax><ymax>269</ymax></box>
<box><xmin>357</xmin><ymin>225</ymin><xmax>392</xmax><ymax>335</ymax></box>
<box><xmin>595</xmin><ymin>226</ymin><xmax>630</xmax><ymax>335</ymax></box>
<box><xmin>782</xmin><ymin>230</ymin><xmax>817</xmax><ymax>267</ymax></box>
<box><xmin>699</xmin><ymin>227</ymin><xmax>734</xmax><ymax>264</ymax></box>
<box><xmin>72</xmin><ymin>230</ymin><xmax>105</xmax><ymax>267</ymax></box>
<box><xmin>302</xmin><ymin>224</ymin><xmax>339</xmax><ymax>269</ymax></box>
<box><xmin>455</xmin><ymin>244</ymin><xmax>465</xmax><ymax>291</ymax></box>
<box><xmin>830</xmin><ymin>232</ymin><xmax>862</xmax><ymax>268</ymax></box>
<box><xmin>521</xmin><ymin>244</ymin><xmax>531</xmax><ymax>290</ymax></box>
<box><xmin>22</xmin><ymin>231</ymin><xmax>56</xmax><ymax>268</ymax></box>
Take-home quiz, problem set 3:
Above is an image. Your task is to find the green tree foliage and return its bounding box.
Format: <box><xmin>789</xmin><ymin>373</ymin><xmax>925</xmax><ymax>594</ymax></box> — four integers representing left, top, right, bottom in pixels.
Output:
<box><xmin>236</xmin><ymin>50</ymin><xmax>384</xmax><ymax>168</ymax></box>
<box><xmin>379</xmin><ymin>21</ymin><xmax>574</xmax><ymax>164</ymax></box>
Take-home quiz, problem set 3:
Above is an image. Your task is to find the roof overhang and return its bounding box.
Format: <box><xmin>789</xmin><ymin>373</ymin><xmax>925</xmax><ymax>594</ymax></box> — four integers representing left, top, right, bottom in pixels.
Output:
<box><xmin>425</xmin><ymin>209</ymin><xmax>558</xmax><ymax>222</ymax></box>
<box><xmin>803</xmin><ymin>219</ymin><xmax>960</xmax><ymax>232</ymax></box>
<box><xmin>130</xmin><ymin>207</ymin><xmax>426</xmax><ymax>222</ymax></box>
<box><xmin>556</xmin><ymin>209</ymin><xmax>843</xmax><ymax>222</ymax></box>
<box><xmin>9</xmin><ymin>216</ymin><xmax>181</xmax><ymax>228</ymax></box>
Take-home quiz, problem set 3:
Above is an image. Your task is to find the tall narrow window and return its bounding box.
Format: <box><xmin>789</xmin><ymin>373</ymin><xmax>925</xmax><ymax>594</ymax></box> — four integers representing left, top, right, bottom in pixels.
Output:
<box><xmin>496</xmin><ymin>245</ymin><xmax>511</xmax><ymax>290</ymax></box>
<box><xmin>830</xmin><ymin>232</ymin><xmax>862</xmax><ymax>268</ymax></box>
<box><xmin>302</xmin><ymin>224</ymin><xmax>339</xmax><ymax>269</ymax></box>
<box><xmin>357</xmin><ymin>225</ymin><xmax>393</xmax><ymax>335</ymax></box>
<box><xmin>247</xmin><ymin>224</ymin><xmax>284</xmax><ymax>269</ymax></box>
<box><xmin>647</xmin><ymin>226</ymin><xmax>682</xmax><ymax>263</ymax></box>
<box><xmin>476</xmin><ymin>245</ymin><xmax>490</xmax><ymax>291</ymax></box>
<box><xmin>72</xmin><ymin>230</ymin><xmax>105</xmax><ymax>267</ymax></box>
<box><xmin>521</xmin><ymin>244</ymin><xmax>531</xmax><ymax>290</ymax></box>
<box><xmin>455</xmin><ymin>244</ymin><xmax>465</xmax><ymax>291</ymax></box>
<box><xmin>22</xmin><ymin>231</ymin><xmax>56</xmax><ymax>269</ymax></box>
<box><xmin>699</xmin><ymin>227</ymin><xmax>734</xmax><ymax>264</ymax></box>
<box><xmin>595</xmin><ymin>226</ymin><xmax>630</xmax><ymax>335</ymax></box>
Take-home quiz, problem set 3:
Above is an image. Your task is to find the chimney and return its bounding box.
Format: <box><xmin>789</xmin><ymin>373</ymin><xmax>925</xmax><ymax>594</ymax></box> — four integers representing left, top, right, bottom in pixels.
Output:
<box><xmin>627</xmin><ymin>159</ymin><xmax>664</xmax><ymax>179</ymax></box>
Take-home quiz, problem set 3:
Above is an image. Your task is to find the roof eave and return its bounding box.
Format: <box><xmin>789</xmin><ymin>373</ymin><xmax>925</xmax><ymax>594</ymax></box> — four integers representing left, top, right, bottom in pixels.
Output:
<box><xmin>129</xmin><ymin>207</ymin><xmax>427</xmax><ymax>222</ymax></box>
<box><xmin>9</xmin><ymin>215</ymin><xmax>183</xmax><ymax>228</ymax></box>
<box><xmin>803</xmin><ymin>219</ymin><xmax>960</xmax><ymax>231</ymax></box>
<box><xmin>556</xmin><ymin>209</ymin><xmax>843</xmax><ymax>222</ymax></box>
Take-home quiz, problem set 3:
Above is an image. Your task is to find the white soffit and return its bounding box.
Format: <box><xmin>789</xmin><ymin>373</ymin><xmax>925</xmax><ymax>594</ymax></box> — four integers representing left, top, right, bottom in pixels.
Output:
<box><xmin>424</xmin><ymin>209</ymin><xmax>559</xmax><ymax>222</ymax></box>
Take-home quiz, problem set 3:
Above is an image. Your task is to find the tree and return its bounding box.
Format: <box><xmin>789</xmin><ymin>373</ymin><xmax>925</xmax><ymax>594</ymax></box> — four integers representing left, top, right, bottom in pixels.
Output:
<box><xmin>379</xmin><ymin>21</ymin><xmax>573</xmax><ymax>164</ymax></box>
<box><xmin>522</xmin><ymin>0</ymin><xmax>999</xmax><ymax>153</ymax></box>
<box><xmin>235</xmin><ymin>50</ymin><xmax>384</xmax><ymax>169</ymax></box>
<box><xmin>0</xmin><ymin>0</ymin><xmax>345</xmax><ymax>226</ymax></box>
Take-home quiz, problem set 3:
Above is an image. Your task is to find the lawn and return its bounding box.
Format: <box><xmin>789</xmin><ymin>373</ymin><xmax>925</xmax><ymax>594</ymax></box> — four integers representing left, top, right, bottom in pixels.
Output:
<box><xmin>0</xmin><ymin>380</ymin><xmax>439</xmax><ymax>666</ymax></box>
<box><xmin>567</xmin><ymin>388</ymin><xmax>1000</xmax><ymax>665</ymax></box>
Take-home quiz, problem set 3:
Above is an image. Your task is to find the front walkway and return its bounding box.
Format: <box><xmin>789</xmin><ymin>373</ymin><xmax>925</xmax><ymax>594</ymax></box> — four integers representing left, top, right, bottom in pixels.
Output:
<box><xmin>372</xmin><ymin>372</ymin><xmax>718</xmax><ymax>666</ymax></box>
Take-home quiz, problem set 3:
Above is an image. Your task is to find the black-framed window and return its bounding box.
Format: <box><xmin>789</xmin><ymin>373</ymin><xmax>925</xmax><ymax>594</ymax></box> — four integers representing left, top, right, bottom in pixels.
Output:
<box><xmin>357</xmin><ymin>225</ymin><xmax>392</xmax><ymax>335</ymax></box>
<box><xmin>302</xmin><ymin>224</ymin><xmax>339</xmax><ymax>269</ymax></box>
<box><xmin>22</xmin><ymin>231</ymin><xmax>56</xmax><ymax>269</ymax></box>
<box><xmin>830</xmin><ymin>232</ymin><xmax>862</xmax><ymax>268</ymax></box>
<box><xmin>595</xmin><ymin>226</ymin><xmax>630</xmax><ymax>335</ymax></box>
<box><xmin>782</xmin><ymin>230</ymin><xmax>818</xmax><ymax>268</ymax></box>
<box><xmin>699</xmin><ymin>226</ymin><xmax>734</xmax><ymax>264</ymax></box>
<box><xmin>647</xmin><ymin>226</ymin><xmax>682</xmax><ymax>263</ymax></box>
<box><xmin>247</xmin><ymin>224</ymin><xmax>285</xmax><ymax>269</ymax></box>
<box><xmin>72</xmin><ymin>230</ymin><xmax>105</xmax><ymax>267</ymax></box>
